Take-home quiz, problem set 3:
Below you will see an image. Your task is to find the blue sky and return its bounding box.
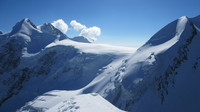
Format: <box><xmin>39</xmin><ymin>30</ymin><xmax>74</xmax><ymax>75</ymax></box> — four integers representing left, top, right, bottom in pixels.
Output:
<box><xmin>0</xmin><ymin>0</ymin><xmax>200</xmax><ymax>47</ymax></box>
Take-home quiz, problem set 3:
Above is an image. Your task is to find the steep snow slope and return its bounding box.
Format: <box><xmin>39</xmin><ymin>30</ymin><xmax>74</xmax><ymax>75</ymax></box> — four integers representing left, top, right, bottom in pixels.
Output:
<box><xmin>18</xmin><ymin>90</ymin><xmax>125</xmax><ymax>112</ymax></box>
<box><xmin>106</xmin><ymin>15</ymin><xmax>200</xmax><ymax>111</ymax></box>
<box><xmin>131</xmin><ymin>31</ymin><xmax>200</xmax><ymax>112</ymax></box>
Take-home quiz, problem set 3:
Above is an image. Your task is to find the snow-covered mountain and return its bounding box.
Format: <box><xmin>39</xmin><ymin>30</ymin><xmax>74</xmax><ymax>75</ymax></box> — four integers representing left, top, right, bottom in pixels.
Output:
<box><xmin>71</xmin><ymin>36</ymin><xmax>92</xmax><ymax>43</ymax></box>
<box><xmin>0</xmin><ymin>18</ymin><xmax>135</xmax><ymax>112</ymax></box>
<box><xmin>1</xmin><ymin>15</ymin><xmax>200</xmax><ymax>112</ymax></box>
<box><xmin>105</xmin><ymin>15</ymin><xmax>200</xmax><ymax>111</ymax></box>
<box><xmin>8</xmin><ymin>18</ymin><xmax>68</xmax><ymax>53</ymax></box>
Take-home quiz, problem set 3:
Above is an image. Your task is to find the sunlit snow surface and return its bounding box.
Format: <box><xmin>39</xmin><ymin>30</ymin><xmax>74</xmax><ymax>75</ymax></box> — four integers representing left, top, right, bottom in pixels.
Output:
<box><xmin>46</xmin><ymin>39</ymin><xmax>137</xmax><ymax>55</ymax></box>
<box><xmin>18</xmin><ymin>90</ymin><xmax>125</xmax><ymax>112</ymax></box>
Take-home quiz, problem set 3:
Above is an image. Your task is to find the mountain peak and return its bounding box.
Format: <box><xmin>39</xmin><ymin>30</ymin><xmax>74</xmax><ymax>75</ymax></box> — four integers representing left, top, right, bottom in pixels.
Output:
<box><xmin>140</xmin><ymin>15</ymin><xmax>189</xmax><ymax>48</ymax></box>
<box><xmin>40</xmin><ymin>23</ymin><xmax>53</xmax><ymax>28</ymax></box>
<box><xmin>6</xmin><ymin>18</ymin><xmax>69</xmax><ymax>53</ymax></box>
<box><xmin>190</xmin><ymin>15</ymin><xmax>200</xmax><ymax>29</ymax></box>
<box><xmin>71</xmin><ymin>36</ymin><xmax>92</xmax><ymax>43</ymax></box>
<box><xmin>38</xmin><ymin>23</ymin><xmax>57</xmax><ymax>34</ymax></box>
<box><xmin>38</xmin><ymin>22</ymin><xmax>69</xmax><ymax>40</ymax></box>
<box><xmin>179</xmin><ymin>16</ymin><xmax>188</xmax><ymax>19</ymax></box>
<box><xmin>10</xmin><ymin>18</ymin><xmax>38</xmax><ymax>35</ymax></box>
<box><xmin>22</xmin><ymin>18</ymin><xmax>37</xmax><ymax>27</ymax></box>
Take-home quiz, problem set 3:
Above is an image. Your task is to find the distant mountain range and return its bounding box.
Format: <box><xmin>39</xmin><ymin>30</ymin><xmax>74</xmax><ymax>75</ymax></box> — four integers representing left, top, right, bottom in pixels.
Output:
<box><xmin>0</xmin><ymin>15</ymin><xmax>200</xmax><ymax>112</ymax></box>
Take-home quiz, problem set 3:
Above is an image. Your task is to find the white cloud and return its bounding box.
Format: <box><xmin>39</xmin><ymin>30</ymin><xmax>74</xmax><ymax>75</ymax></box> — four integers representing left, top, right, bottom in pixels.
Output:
<box><xmin>70</xmin><ymin>20</ymin><xmax>86</xmax><ymax>31</ymax></box>
<box><xmin>80</xmin><ymin>26</ymin><xmax>101</xmax><ymax>42</ymax></box>
<box><xmin>69</xmin><ymin>20</ymin><xmax>101</xmax><ymax>42</ymax></box>
<box><xmin>52</xmin><ymin>19</ymin><xmax>68</xmax><ymax>33</ymax></box>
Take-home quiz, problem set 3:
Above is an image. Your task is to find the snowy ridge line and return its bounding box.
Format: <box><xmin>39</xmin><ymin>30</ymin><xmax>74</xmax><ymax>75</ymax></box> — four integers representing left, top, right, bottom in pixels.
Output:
<box><xmin>155</xmin><ymin>19</ymin><xmax>198</xmax><ymax>104</ymax></box>
<box><xmin>46</xmin><ymin>39</ymin><xmax>137</xmax><ymax>55</ymax></box>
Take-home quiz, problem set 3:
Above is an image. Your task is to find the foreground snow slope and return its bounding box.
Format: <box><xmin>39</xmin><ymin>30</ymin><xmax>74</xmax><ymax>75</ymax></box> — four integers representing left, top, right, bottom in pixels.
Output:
<box><xmin>18</xmin><ymin>90</ymin><xmax>125</xmax><ymax>112</ymax></box>
<box><xmin>0</xmin><ymin>40</ymin><xmax>134</xmax><ymax>111</ymax></box>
